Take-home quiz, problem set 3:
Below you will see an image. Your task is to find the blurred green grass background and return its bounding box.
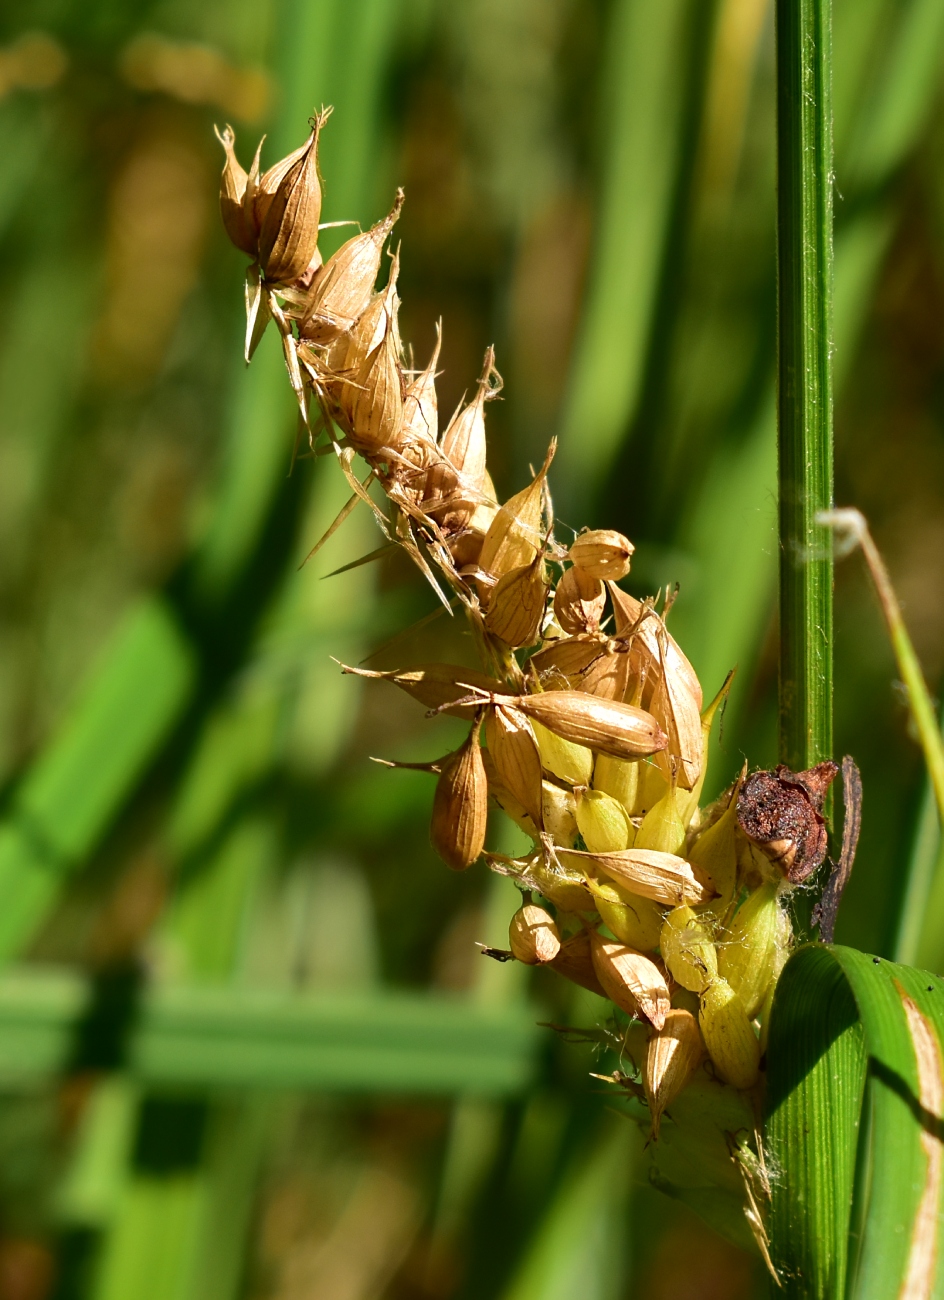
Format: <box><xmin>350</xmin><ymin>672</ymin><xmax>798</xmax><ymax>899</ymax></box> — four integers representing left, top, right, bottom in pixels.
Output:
<box><xmin>0</xmin><ymin>0</ymin><xmax>942</xmax><ymax>1296</ymax></box>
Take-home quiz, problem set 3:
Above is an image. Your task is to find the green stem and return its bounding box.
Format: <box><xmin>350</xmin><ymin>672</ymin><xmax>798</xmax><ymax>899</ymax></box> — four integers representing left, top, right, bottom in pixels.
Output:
<box><xmin>776</xmin><ymin>0</ymin><xmax>835</xmax><ymax>771</ymax></box>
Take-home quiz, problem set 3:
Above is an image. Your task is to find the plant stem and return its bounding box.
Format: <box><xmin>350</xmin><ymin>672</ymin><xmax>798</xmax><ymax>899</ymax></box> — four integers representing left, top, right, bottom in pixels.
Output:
<box><xmin>776</xmin><ymin>0</ymin><xmax>834</xmax><ymax>771</ymax></box>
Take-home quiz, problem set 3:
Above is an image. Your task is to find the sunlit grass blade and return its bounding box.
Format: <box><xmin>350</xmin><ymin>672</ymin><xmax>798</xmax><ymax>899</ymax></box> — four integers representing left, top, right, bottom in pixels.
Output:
<box><xmin>768</xmin><ymin>944</ymin><xmax>944</xmax><ymax>1299</ymax></box>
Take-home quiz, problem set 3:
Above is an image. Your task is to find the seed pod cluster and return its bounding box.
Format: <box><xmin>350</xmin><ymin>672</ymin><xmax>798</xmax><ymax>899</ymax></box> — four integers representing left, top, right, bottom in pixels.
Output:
<box><xmin>219</xmin><ymin>106</ymin><xmax>843</xmax><ymax>1153</ymax></box>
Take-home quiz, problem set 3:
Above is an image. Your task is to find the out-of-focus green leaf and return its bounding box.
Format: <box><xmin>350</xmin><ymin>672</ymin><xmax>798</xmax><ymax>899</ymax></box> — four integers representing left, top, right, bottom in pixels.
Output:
<box><xmin>0</xmin><ymin>967</ymin><xmax>542</xmax><ymax>1097</ymax></box>
<box><xmin>767</xmin><ymin>944</ymin><xmax>944</xmax><ymax>1298</ymax></box>
<box><xmin>501</xmin><ymin>1122</ymin><xmax>634</xmax><ymax>1300</ymax></box>
<box><xmin>0</xmin><ymin>599</ymin><xmax>194</xmax><ymax>959</ymax></box>
<box><xmin>556</xmin><ymin>0</ymin><xmax>695</xmax><ymax>511</ymax></box>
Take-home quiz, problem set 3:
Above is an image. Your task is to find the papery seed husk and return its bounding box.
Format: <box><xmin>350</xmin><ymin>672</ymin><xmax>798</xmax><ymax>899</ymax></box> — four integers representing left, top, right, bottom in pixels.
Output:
<box><xmin>478</xmin><ymin>442</ymin><xmax>554</xmax><ymax>580</ymax></box>
<box><xmin>559</xmin><ymin>848</ymin><xmax>714</xmax><ymax>907</ymax></box>
<box><xmin>346</xmin><ymin>260</ymin><xmax>404</xmax><ymax>455</ymax></box>
<box><xmin>587</xmin><ymin>877</ymin><xmax>663</xmax><ymax>950</ymax></box>
<box><xmin>529</xmin><ymin>635</ymin><xmax>608</xmax><ymax>691</ymax></box>
<box><xmin>400</xmin><ymin>324</ymin><xmax>440</xmax><ymax>447</ymax></box>
<box><xmin>482</xmin><ymin>750</ymin><xmax>538</xmax><ymax>839</ymax></box>
<box><xmin>575</xmin><ymin>789</ymin><xmax>633</xmax><ymax>853</ymax></box>
<box><xmin>300</xmin><ymin>189</ymin><xmax>403</xmax><ymax>344</ymax></box>
<box><xmin>426</xmin><ymin>347</ymin><xmax>499</xmax><ymax>530</ymax></box>
<box><xmin>717</xmin><ymin>882</ymin><xmax>784</xmax><ymax>1017</ymax></box>
<box><xmin>635</xmin><ymin>784</ymin><xmax>686</xmax><ymax>855</ymax></box>
<box><xmin>549</xmin><ymin>932</ymin><xmax>607</xmax><ymax>998</ymax></box>
<box><xmin>215</xmin><ymin>125</ymin><xmax>257</xmax><ymax>256</ymax></box>
<box><xmin>340</xmin><ymin>662</ymin><xmax>501</xmax><ymax>717</ymax></box>
<box><xmin>647</xmin><ymin>660</ymin><xmax>703</xmax><ymax>792</ymax></box>
<box><xmin>507</xmin><ymin>691</ymin><xmax>667</xmax><ymax>763</ymax></box>
<box><xmin>430</xmin><ymin>724</ymin><xmax>488</xmax><ymax>871</ymax></box>
<box><xmin>509</xmin><ymin>903</ymin><xmax>561</xmax><ymax>964</ymax></box>
<box><xmin>485</xmin><ymin>705</ymin><xmax>543</xmax><ymax>826</ymax></box>
<box><xmin>484</xmin><ymin>559</ymin><xmax>548</xmax><ymax>648</ymax></box>
<box><xmin>569</xmin><ymin>529</ymin><xmax>635</xmax><ymax>581</ymax></box>
<box><xmin>258</xmin><ymin>112</ymin><xmax>328</xmax><ymax>283</ymax></box>
<box><xmin>589</xmin><ymin>931</ymin><xmax>670</xmax><ymax>1028</ymax></box>
<box><xmin>554</xmin><ymin>565</ymin><xmax>606</xmax><ymax>635</ymax></box>
<box><xmin>608</xmin><ymin>584</ymin><xmax>703</xmax><ymax>710</ymax></box>
<box><xmin>592</xmin><ymin>753</ymin><xmax>640</xmax><ymax>816</ymax></box>
<box><xmin>661</xmin><ymin>906</ymin><xmax>718</xmax><ymax>993</ymax></box>
<box><xmin>531</xmin><ymin>719</ymin><xmax>594</xmax><ymax>787</ymax></box>
<box><xmin>644</xmin><ymin>1009</ymin><xmax>704</xmax><ymax>1139</ymax></box>
<box><xmin>699</xmin><ymin>979</ymin><xmax>760</xmax><ymax>1089</ymax></box>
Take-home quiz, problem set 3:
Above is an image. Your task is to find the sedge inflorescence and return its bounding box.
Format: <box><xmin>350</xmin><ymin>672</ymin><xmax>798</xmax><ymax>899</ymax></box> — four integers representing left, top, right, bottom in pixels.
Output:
<box><xmin>217</xmin><ymin>111</ymin><xmax>840</xmax><ymax>1238</ymax></box>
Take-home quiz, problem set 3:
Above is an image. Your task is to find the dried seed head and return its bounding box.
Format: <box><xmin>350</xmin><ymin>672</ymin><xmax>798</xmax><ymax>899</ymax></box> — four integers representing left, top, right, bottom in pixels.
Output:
<box><xmin>541</xmin><ymin>781</ymin><xmax>579</xmax><ymax>847</ymax></box>
<box><xmin>485</xmin><ymin>705</ymin><xmax>544</xmax><ymax>827</ymax></box>
<box><xmin>531</xmin><ymin>719</ymin><xmax>594</xmax><ymax>787</ymax></box>
<box><xmin>529</xmin><ymin>635</ymin><xmax>608</xmax><ymax>691</ymax></box>
<box><xmin>575</xmin><ymin>788</ymin><xmax>633</xmax><ymax>853</ymax></box>
<box><xmin>511</xmin><ymin>691</ymin><xmax>667</xmax><ymax>763</ymax></box>
<box><xmin>644</xmin><ymin>1009</ymin><xmax>704</xmax><ymax>1138</ymax></box>
<box><xmin>549</xmin><ymin>931</ymin><xmax>607</xmax><ymax>998</ymax></box>
<box><xmin>257</xmin><ymin>109</ymin><xmax>330</xmax><ymax>283</ymax></box>
<box><xmin>736</xmin><ymin>762</ymin><xmax>838</xmax><ymax>883</ymax></box>
<box><xmin>635</xmin><ymin>783</ymin><xmax>686</xmax><ymax>856</ymax></box>
<box><xmin>560</xmin><ymin>847</ymin><xmax>714</xmax><ymax>907</ymax></box>
<box><xmin>589</xmin><ymin>931</ymin><xmax>670</xmax><ymax>1028</ymax></box>
<box><xmin>430</xmin><ymin>723</ymin><xmax>488</xmax><ymax>871</ymax></box>
<box><xmin>509</xmin><ymin>902</ymin><xmax>561</xmax><ymax>964</ymax></box>
<box><xmin>478</xmin><ymin>442</ymin><xmax>554</xmax><ymax>581</ymax></box>
<box><xmin>718</xmin><ymin>882</ymin><xmax>790</xmax><ymax>1017</ymax></box>
<box><xmin>340</xmin><ymin>661</ymin><xmax>502</xmax><ymax>718</ymax></box>
<box><xmin>698</xmin><ymin>978</ymin><xmax>760</xmax><ymax>1089</ymax></box>
<box><xmin>554</xmin><ymin>566</ymin><xmax>606</xmax><ymax>635</ymax></box>
<box><xmin>215</xmin><ymin>125</ymin><xmax>257</xmax><ymax>256</ymax></box>
<box><xmin>588</xmin><ymin>877</ymin><xmax>663</xmax><ymax>950</ymax></box>
<box><xmin>300</xmin><ymin>188</ymin><xmax>404</xmax><ymax>344</ymax></box>
<box><xmin>484</xmin><ymin>558</ymin><xmax>548</xmax><ymax>648</ymax></box>
<box><xmin>660</xmin><ymin>906</ymin><xmax>718</xmax><ymax>993</ymax></box>
<box><xmin>569</xmin><ymin>530</ymin><xmax>634</xmax><ymax>581</ymax></box>
<box><xmin>592</xmin><ymin>753</ymin><xmax>640</xmax><ymax>816</ymax></box>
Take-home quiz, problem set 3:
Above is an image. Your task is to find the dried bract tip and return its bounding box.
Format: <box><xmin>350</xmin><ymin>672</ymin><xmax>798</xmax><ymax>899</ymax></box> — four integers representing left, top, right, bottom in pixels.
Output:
<box><xmin>430</xmin><ymin>723</ymin><xmax>489</xmax><ymax>871</ymax></box>
<box><xmin>569</xmin><ymin>530</ymin><xmax>634</xmax><ymax>581</ymax></box>
<box><xmin>215</xmin><ymin>124</ymin><xmax>256</xmax><ymax>256</ymax></box>
<box><xmin>644</xmin><ymin>1009</ymin><xmax>704</xmax><ymax>1139</ymax></box>
<box><xmin>300</xmin><ymin>189</ymin><xmax>405</xmax><ymax>345</ymax></box>
<box><xmin>509</xmin><ymin>903</ymin><xmax>561</xmax><ymax>964</ymax></box>
<box><xmin>589</xmin><ymin>931</ymin><xmax>670</xmax><ymax>1028</ymax></box>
